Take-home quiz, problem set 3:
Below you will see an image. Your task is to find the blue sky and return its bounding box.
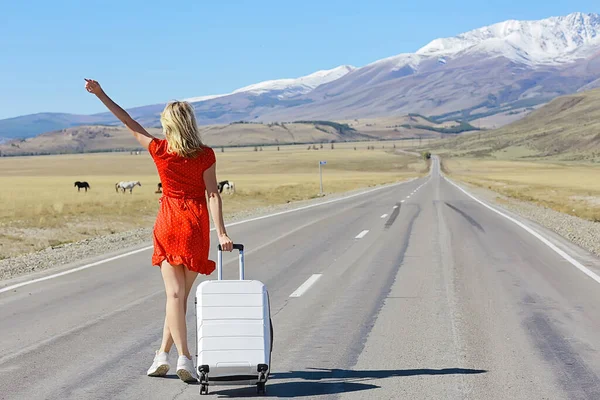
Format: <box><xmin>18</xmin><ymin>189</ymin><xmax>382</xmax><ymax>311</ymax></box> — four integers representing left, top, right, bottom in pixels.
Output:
<box><xmin>0</xmin><ymin>0</ymin><xmax>597</xmax><ymax>119</ymax></box>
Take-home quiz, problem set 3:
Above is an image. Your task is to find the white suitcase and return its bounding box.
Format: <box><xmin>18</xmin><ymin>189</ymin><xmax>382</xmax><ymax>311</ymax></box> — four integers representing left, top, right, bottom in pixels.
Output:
<box><xmin>195</xmin><ymin>244</ymin><xmax>272</xmax><ymax>395</ymax></box>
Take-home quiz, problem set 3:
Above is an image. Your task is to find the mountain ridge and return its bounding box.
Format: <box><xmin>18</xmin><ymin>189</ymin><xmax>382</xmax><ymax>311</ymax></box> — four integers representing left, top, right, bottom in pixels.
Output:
<box><xmin>184</xmin><ymin>65</ymin><xmax>356</xmax><ymax>103</ymax></box>
<box><xmin>2</xmin><ymin>12</ymin><xmax>599</xmax><ymax>140</ymax></box>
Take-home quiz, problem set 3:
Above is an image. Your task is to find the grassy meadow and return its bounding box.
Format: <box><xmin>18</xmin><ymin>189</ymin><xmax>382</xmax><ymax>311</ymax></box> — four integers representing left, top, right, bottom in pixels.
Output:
<box><xmin>443</xmin><ymin>158</ymin><xmax>600</xmax><ymax>222</ymax></box>
<box><xmin>0</xmin><ymin>140</ymin><xmax>426</xmax><ymax>259</ymax></box>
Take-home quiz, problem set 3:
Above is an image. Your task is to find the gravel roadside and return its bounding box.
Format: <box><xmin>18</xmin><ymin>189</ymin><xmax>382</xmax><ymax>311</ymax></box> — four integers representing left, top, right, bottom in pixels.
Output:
<box><xmin>458</xmin><ymin>181</ymin><xmax>600</xmax><ymax>258</ymax></box>
<box><xmin>0</xmin><ymin>181</ymin><xmax>411</xmax><ymax>283</ymax></box>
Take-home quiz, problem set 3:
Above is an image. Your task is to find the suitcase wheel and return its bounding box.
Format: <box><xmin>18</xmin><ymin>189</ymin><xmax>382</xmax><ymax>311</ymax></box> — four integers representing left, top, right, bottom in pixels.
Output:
<box><xmin>199</xmin><ymin>371</ymin><xmax>209</xmax><ymax>395</ymax></box>
<box><xmin>257</xmin><ymin>382</ymin><xmax>266</xmax><ymax>395</ymax></box>
<box><xmin>200</xmin><ymin>382</ymin><xmax>209</xmax><ymax>395</ymax></box>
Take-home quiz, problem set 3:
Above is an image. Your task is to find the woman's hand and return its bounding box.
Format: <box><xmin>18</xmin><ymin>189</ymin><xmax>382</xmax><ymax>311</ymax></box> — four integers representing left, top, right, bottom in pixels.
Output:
<box><xmin>219</xmin><ymin>233</ymin><xmax>234</xmax><ymax>252</ymax></box>
<box><xmin>84</xmin><ymin>79</ymin><xmax>104</xmax><ymax>96</ymax></box>
<box><xmin>82</xmin><ymin>78</ymin><xmax>154</xmax><ymax>149</ymax></box>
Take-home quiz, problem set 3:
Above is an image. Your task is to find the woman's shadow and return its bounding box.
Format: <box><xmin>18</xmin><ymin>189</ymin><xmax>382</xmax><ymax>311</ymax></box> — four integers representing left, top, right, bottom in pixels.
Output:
<box><xmin>211</xmin><ymin>367</ymin><xmax>487</xmax><ymax>398</ymax></box>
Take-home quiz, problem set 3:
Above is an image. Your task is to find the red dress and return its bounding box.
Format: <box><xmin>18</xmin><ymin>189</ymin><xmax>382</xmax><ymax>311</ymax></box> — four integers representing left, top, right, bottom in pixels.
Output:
<box><xmin>148</xmin><ymin>138</ymin><xmax>217</xmax><ymax>275</ymax></box>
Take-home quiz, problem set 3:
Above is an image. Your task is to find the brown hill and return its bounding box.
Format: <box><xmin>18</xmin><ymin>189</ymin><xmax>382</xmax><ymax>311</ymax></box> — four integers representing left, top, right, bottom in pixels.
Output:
<box><xmin>0</xmin><ymin>126</ymin><xmax>163</xmax><ymax>156</ymax></box>
<box><xmin>435</xmin><ymin>88</ymin><xmax>600</xmax><ymax>161</ymax></box>
<box><xmin>0</xmin><ymin>116</ymin><xmax>462</xmax><ymax>156</ymax></box>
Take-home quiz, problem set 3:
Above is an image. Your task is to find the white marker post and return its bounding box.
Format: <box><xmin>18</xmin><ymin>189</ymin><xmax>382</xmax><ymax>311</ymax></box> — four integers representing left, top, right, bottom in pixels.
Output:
<box><xmin>319</xmin><ymin>160</ymin><xmax>327</xmax><ymax>196</ymax></box>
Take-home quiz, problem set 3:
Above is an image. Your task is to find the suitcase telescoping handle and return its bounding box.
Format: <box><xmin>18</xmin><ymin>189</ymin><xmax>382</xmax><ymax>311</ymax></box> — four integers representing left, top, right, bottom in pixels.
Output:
<box><xmin>217</xmin><ymin>244</ymin><xmax>245</xmax><ymax>280</ymax></box>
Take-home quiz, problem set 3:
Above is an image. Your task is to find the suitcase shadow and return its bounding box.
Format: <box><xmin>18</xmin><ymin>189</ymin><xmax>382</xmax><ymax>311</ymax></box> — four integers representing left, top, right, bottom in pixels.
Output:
<box><xmin>212</xmin><ymin>381</ymin><xmax>377</xmax><ymax>398</ymax></box>
<box><xmin>211</xmin><ymin>367</ymin><xmax>487</xmax><ymax>397</ymax></box>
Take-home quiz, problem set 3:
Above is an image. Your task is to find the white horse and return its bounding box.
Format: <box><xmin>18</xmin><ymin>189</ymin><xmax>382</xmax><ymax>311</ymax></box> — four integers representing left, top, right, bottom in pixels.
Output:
<box><xmin>116</xmin><ymin>181</ymin><xmax>141</xmax><ymax>194</ymax></box>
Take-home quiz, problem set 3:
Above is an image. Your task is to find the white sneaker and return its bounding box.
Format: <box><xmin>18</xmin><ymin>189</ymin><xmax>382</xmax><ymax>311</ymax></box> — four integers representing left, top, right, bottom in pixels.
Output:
<box><xmin>176</xmin><ymin>355</ymin><xmax>198</xmax><ymax>383</ymax></box>
<box><xmin>147</xmin><ymin>351</ymin><xmax>170</xmax><ymax>377</ymax></box>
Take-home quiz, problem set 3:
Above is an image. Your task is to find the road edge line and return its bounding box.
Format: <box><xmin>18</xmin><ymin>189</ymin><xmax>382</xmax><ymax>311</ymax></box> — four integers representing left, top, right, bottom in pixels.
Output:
<box><xmin>444</xmin><ymin>177</ymin><xmax>600</xmax><ymax>285</ymax></box>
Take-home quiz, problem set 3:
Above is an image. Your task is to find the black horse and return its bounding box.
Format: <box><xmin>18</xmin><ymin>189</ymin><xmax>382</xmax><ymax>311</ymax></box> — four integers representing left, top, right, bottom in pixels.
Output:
<box><xmin>74</xmin><ymin>181</ymin><xmax>90</xmax><ymax>192</ymax></box>
<box><xmin>155</xmin><ymin>182</ymin><xmax>163</xmax><ymax>194</ymax></box>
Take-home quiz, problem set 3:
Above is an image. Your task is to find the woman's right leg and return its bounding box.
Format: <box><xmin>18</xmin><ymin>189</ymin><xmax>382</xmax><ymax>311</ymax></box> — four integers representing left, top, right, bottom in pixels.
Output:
<box><xmin>160</xmin><ymin>261</ymin><xmax>191</xmax><ymax>358</ymax></box>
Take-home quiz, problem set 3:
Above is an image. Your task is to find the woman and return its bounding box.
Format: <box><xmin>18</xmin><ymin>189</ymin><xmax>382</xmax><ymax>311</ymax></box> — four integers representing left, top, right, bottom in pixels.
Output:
<box><xmin>85</xmin><ymin>79</ymin><xmax>234</xmax><ymax>383</ymax></box>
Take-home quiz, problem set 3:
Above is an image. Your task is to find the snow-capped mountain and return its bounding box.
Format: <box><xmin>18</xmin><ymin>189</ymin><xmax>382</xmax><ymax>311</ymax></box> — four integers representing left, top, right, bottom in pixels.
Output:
<box><xmin>258</xmin><ymin>12</ymin><xmax>600</xmax><ymax>122</ymax></box>
<box><xmin>356</xmin><ymin>11</ymin><xmax>600</xmax><ymax>78</ymax></box>
<box><xmin>175</xmin><ymin>11</ymin><xmax>600</xmax><ymax>124</ymax></box>
<box><xmin>416</xmin><ymin>12</ymin><xmax>600</xmax><ymax>65</ymax></box>
<box><xmin>2</xmin><ymin>12</ymin><xmax>600</xmax><ymax>139</ymax></box>
<box><xmin>185</xmin><ymin>65</ymin><xmax>355</xmax><ymax>103</ymax></box>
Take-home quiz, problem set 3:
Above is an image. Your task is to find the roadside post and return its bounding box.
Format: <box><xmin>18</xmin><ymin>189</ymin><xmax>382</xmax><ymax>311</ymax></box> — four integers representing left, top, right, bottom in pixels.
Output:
<box><xmin>319</xmin><ymin>160</ymin><xmax>327</xmax><ymax>196</ymax></box>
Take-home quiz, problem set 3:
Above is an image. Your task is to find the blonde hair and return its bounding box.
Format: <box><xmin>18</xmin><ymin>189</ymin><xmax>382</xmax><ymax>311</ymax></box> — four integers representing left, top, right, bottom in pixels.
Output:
<box><xmin>160</xmin><ymin>101</ymin><xmax>205</xmax><ymax>158</ymax></box>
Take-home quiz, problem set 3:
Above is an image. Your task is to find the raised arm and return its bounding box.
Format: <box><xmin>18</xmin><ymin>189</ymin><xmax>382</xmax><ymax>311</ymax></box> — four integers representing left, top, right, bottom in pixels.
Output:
<box><xmin>204</xmin><ymin>163</ymin><xmax>233</xmax><ymax>251</ymax></box>
<box><xmin>84</xmin><ymin>79</ymin><xmax>155</xmax><ymax>149</ymax></box>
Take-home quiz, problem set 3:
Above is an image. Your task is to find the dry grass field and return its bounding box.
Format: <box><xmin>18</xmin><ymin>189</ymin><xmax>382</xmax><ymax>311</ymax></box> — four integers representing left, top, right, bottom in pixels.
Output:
<box><xmin>0</xmin><ymin>141</ymin><xmax>427</xmax><ymax>259</ymax></box>
<box><xmin>443</xmin><ymin>158</ymin><xmax>600</xmax><ymax>222</ymax></box>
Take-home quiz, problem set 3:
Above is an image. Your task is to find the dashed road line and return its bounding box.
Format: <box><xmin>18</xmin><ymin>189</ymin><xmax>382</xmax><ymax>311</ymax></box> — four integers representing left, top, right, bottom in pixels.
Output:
<box><xmin>289</xmin><ymin>274</ymin><xmax>323</xmax><ymax>297</ymax></box>
<box><xmin>355</xmin><ymin>230</ymin><xmax>370</xmax><ymax>239</ymax></box>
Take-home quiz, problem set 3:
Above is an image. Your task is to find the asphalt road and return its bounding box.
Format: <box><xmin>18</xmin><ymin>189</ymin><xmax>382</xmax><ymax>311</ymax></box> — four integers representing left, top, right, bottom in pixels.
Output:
<box><xmin>1</xmin><ymin>158</ymin><xmax>600</xmax><ymax>399</ymax></box>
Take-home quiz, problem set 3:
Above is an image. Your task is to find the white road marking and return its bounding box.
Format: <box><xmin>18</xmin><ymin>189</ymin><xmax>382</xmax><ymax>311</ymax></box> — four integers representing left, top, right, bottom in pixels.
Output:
<box><xmin>381</xmin><ymin>214</ymin><xmax>388</xmax><ymax>218</ymax></box>
<box><xmin>355</xmin><ymin>230</ymin><xmax>370</xmax><ymax>239</ymax></box>
<box><xmin>0</xmin><ymin>178</ymin><xmax>419</xmax><ymax>294</ymax></box>
<box><xmin>0</xmin><ymin>247</ymin><xmax>153</xmax><ymax>295</ymax></box>
<box><xmin>393</xmin><ymin>205</ymin><xmax>399</xmax><ymax>209</ymax></box>
<box><xmin>289</xmin><ymin>274</ymin><xmax>322</xmax><ymax>297</ymax></box>
<box><xmin>400</xmin><ymin>200</ymin><xmax>405</xmax><ymax>203</ymax></box>
<box><xmin>445</xmin><ymin>177</ymin><xmax>600</xmax><ymax>286</ymax></box>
